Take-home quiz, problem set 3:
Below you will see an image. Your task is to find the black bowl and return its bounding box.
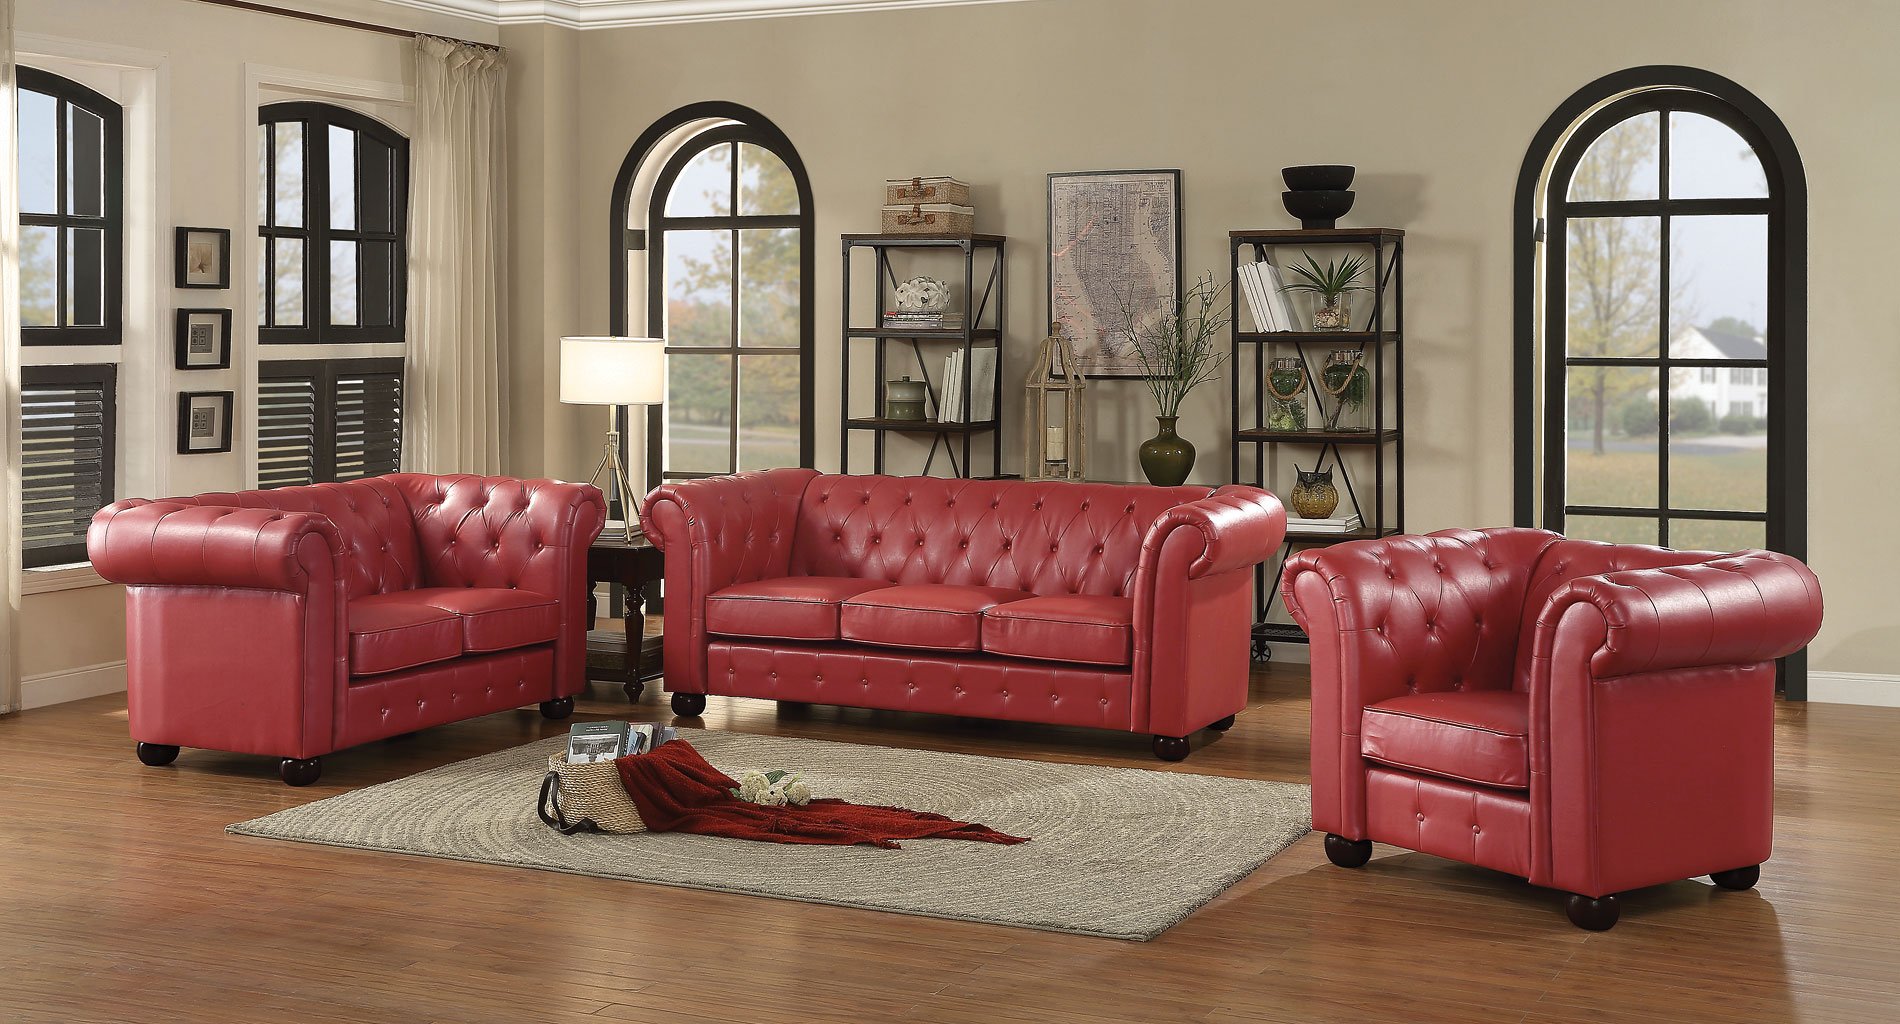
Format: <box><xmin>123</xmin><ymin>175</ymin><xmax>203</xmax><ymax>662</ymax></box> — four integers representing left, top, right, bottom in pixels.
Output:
<box><xmin>1282</xmin><ymin>164</ymin><xmax>1356</xmax><ymax>191</ymax></box>
<box><xmin>1282</xmin><ymin>189</ymin><xmax>1355</xmax><ymax>229</ymax></box>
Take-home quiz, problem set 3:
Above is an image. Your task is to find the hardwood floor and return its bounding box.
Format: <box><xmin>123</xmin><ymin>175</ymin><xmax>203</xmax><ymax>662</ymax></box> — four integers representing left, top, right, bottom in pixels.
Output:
<box><xmin>2</xmin><ymin>660</ymin><xmax>1897</xmax><ymax>1024</ymax></box>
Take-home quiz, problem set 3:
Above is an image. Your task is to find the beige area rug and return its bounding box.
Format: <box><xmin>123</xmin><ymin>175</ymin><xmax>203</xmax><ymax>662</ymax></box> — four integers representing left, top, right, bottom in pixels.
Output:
<box><xmin>228</xmin><ymin>730</ymin><xmax>1310</xmax><ymax>940</ymax></box>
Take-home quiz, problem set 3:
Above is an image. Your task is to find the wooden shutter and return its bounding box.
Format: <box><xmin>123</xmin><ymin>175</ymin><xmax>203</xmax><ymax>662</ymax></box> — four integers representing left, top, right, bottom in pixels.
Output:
<box><xmin>257</xmin><ymin>370</ymin><xmax>319</xmax><ymax>489</ymax></box>
<box><xmin>257</xmin><ymin>357</ymin><xmax>402</xmax><ymax>487</ymax></box>
<box><xmin>20</xmin><ymin>365</ymin><xmax>116</xmax><ymax>568</ymax></box>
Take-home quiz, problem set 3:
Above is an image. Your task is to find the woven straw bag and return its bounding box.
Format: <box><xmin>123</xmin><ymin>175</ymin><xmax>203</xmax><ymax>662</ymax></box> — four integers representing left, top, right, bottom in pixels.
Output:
<box><xmin>537</xmin><ymin>752</ymin><xmax>647</xmax><ymax>834</ymax></box>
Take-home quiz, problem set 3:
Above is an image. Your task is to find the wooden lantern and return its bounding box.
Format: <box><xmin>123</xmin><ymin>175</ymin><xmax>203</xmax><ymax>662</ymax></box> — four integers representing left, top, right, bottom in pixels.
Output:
<box><xmin>1024</xmin><ymin>323</ymin><xmax>1087</xmax><ymax>480</ymax></box>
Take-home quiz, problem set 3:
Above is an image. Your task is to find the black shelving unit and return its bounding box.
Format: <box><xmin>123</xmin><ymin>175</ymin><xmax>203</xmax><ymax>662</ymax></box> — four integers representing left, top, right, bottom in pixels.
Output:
<box><xmin>841</xmin><ymin>233</ymin><xmax>1006</xmax><ymax>477</ymax></box>
<box><xmin>1229</xmin><ymin>227</ymin><xmax>1405</xmax><ymax>659</ymax></box>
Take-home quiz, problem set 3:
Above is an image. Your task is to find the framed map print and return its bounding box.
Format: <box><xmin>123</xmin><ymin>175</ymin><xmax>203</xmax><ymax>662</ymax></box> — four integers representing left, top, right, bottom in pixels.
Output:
<box><xmin>1047</xmin><ymin>169</ymin><xmax>1182</xmax><ymax>378</ymax></box>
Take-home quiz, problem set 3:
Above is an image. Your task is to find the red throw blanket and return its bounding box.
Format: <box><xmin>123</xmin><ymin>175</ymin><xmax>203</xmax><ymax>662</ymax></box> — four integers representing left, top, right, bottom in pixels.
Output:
<box><xmin>615</xmin><ymin>740</ymin><xmax>1028</xmax><ymax>849</ymax></box>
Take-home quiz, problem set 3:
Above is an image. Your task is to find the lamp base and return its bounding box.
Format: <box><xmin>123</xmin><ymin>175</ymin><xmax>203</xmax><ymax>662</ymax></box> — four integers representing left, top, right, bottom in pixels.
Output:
<box><xmin>587</xmin><ymin>430</ymin><xmax>642</xmax><ymax>544</ymax></box>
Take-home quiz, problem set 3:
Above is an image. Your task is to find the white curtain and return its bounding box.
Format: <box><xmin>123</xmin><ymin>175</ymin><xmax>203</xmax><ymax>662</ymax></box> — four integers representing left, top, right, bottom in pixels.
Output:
<box><xmin>402</xmin><ymin>36</ymin><xmax>507</xmax><ymax>475</ymax></box>
<box><xmin>1</xmin><ymin>0</ymin><xmax>21</xmax><ymax>715</ymax></box>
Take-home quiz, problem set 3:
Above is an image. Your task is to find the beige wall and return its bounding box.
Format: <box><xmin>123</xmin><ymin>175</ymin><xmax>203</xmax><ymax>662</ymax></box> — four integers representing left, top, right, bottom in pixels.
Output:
<box><xmin>536</xmin><ymin>0</ymin><xmax>1898</xmax><ymax>679</ymax></box>
<box><xmin>12</xmin><ymin>0</ymin><xmax>494</xmax><ymax>700</ymax></box>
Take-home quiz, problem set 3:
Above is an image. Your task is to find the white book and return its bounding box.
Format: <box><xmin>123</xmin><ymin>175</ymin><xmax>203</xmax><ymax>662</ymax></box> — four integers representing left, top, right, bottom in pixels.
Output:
<box><xmin>967</xmin><ymin>347</ymin><xmax>998</xmax><ymax>422</ymax></box>
<box><xmin>940</xmin><ymin>350</ymin><xmax>964</xmax><ymax>422</ymax></box>
<box><xmin>1235</xmin><ymin>262</ymin><xmax>1264</xmax><ymax>332</ymax></box>
<box><xmin>1262</xmin><ymin>260</ymin><xmax>1300</xmax><ymax>334</ymax></box>
<box><xmin>1239</xmin><ymin>262</ymin><xmax>1276</xmax><ymax>333</ymax></box>
<box><xmin>1287</xmin><ymin>515</ymin><xmax>1364</xmax><ymax>534</ymax></box>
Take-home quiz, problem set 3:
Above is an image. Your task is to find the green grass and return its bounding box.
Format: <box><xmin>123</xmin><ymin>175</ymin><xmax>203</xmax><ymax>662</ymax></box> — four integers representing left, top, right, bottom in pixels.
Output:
<box><xmin>1564</xmin><ymin>447</ymin><xmax>1766</xmax><ymax>550</ymax></box>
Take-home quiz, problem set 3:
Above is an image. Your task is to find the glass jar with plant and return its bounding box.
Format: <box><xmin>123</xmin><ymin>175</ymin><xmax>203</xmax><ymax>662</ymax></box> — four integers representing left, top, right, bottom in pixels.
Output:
<box><xmin>1120</xmin><ymin>273</ymin><xmax>1230</xmax><ymax>485</ymax></box>
<box><xmin>1320</xmin><ymin>348</ymin><xmax>1371</xmax><ymax>432</ymax></box>
<box><xmin>1265</xmin><ymin>356</ymin><xmax>1309</xmax><ymax>432</ymax></box>
<box><xmin>1282</xmin><ymin>253</ymin><xmax>1371</xmax><ymax>331</ymax></box>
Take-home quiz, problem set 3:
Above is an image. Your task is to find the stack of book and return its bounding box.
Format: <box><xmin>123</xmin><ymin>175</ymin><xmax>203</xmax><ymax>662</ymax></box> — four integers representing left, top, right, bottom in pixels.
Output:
<box><xmin>566</xmin><ymin>721</ymin><xmax>679</xmax><ymax>763</ymax></box>
<box><xmin>938</xmin><ymin>346</ymin><xmax>997</xmax><ymax>423</ymax></box>
<box><xmin>1236</xmin><ymin>258</ymin><xmax>1300</xmax><ymax>333</ymax></box>
<box><xmin>1287</xmin><ymin>513</ymin><xmax>1363</xmax><ymax>535</ymax></box>
<box><xmin>883</xmin><ymin>310</ymin><xmax>965</xmax><ymax>332</ymax></box>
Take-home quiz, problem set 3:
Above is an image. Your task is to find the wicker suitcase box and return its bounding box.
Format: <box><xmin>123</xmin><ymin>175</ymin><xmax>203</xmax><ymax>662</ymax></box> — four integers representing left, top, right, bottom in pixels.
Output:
<box><xmin>885</xmin><ymin>176</ymin><xmax>971</xmax><ymax>206</ymax></box>
<box><xmin>882</xmin><ymin>203</ymin><xmax>976</xmax><ymax>235</ymax></box>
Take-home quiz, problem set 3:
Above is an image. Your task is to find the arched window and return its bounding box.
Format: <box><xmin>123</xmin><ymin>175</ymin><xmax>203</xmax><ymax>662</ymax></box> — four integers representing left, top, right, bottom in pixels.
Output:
<box><xmin>1514</xmin><ymin>67</ymin><xmax>1808</xmax><ymax>693</ymax></box>
<box><xmin>16</xmin><ymin>67</ymin><xmax>122</xmax><ymax>567</ymax></box>
<box><xmin>610</xmin><ymin>103</ymin><xmax>814</xmax><ymax>494</ymax></box>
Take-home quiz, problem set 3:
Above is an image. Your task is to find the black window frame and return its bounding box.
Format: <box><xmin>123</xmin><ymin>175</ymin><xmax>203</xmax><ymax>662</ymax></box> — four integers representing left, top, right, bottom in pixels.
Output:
<box><xmin>17</xmin><ymin>66</ymin><xmax>123</xmax><ymax>347</ymax></box>
<box><xmin>257</xmin><ymin>101</ymin><xmax>409</xmax><ymax>345</ymax></box>
<box><xmin>1513</xmin><ymin>65</ymin><xmax>1809</xmax><ymax>696</ymax></box>
<box><xmin>608</xmin><ymin>103</ymin><xmax>816</xmax><ymax>500</ymax></box>
<box><xmin>20</xmin><ymin>363</ymin><xmax>117</xmax><ymax>569</ymax></box>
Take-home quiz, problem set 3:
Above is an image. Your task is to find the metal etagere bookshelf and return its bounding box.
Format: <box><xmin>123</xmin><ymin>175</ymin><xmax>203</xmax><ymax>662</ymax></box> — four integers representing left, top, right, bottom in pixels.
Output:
<box><xmin>1229</xmin><ymin>227</ymin><xmax>1406</xmax><ymax>659</ymax></box>
<box><xmin>840</xmin><ymin>233</ymin><xmax>1006</xmax><ymax>478</ymax></box>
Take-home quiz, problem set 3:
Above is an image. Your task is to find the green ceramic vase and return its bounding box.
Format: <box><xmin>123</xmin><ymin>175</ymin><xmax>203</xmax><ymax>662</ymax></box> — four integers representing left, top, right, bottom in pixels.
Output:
<box><xmin>1138</xmin><ymin>416</ymin><xmax>1196</xmax><ymax>487</ymax></box>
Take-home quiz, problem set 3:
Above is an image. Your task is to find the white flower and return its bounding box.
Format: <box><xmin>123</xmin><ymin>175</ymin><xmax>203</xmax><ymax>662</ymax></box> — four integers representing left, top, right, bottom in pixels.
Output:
<box><xmin>736</xmin><ymin>771</ymin><xmax>770</xmax><ymax>803</ymax></box>
<box><xmin>783</xmin><ymin>778</ymin><xmax>813</xmax><ymax>806</ymax></box>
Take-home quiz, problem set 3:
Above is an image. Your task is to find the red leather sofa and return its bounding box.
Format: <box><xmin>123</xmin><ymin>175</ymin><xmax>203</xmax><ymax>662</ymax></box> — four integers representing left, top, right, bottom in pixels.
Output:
<box><xmin>1283</xmin><ymin>528</ymin><xmax>1823</xmax><ymax>929</ymax></box>
<box><xmin>641</xmin><ymin>470</ymin><xmax>1286</xmax><ymax>760</ymax></box>
<box><xmin>88</xmin><ymin>474</ymin><xmax>605</xmax><ymax>785</ymax></box>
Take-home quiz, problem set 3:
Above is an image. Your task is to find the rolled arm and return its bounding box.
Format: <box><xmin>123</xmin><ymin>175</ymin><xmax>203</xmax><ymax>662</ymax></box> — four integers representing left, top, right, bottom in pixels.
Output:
<box><xmin>1532</xmin><ymin>550</ymin><xmax>1822</xmax><ymax>679</ymax></box>
<box><xmin>88</xmin><ymin>499</ymin><xmax>346</xmax><ymax>592</ymax></box>
<box><xmin>1136</xmin><ymin>484</ymin><xmax>1287</xmax><ymax>584</ymax></box>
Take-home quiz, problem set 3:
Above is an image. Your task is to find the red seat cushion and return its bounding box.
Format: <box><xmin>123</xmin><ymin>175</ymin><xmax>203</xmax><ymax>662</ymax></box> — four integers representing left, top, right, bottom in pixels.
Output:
<box><xmin>841</xmin><ymin>584</ymin><xmax>1033</xmax><ymax>652</ymax></box>
<box><xmin>706</xmin><ymin>577</ymin><xmax>897</xmax><ymax>641</ymax></box>
<box><xmin>1361</xmin><ymin>691</ymin><xmax>1531</xmax><ymax>790</ymax></box>
<box><xmin>348</xmin><ymin>594</ymin><xmax>462</xmax><ymax>676</ymax></box>
<box><xmin>980</xmin><ymin>594</ymin><xmax>1135</xmax><ymax>667</ymax></box>
<box><xmin>406</xmin><ymin>587</ymin><xmax>559</xmax><ymax>653</ymax></box>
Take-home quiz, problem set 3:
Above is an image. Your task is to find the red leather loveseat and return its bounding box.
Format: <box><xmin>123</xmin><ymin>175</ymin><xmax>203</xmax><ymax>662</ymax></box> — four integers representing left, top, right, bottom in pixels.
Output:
<box><xmin>88</xmin><ymin>474</ymin><xmax>605</xmax><ymax>785</ymax></box>
<box><xmin>641</xmin><ymin>470</ymin><xmax>1286</xmax><ymax>760</ymax></box>
<box><xmin>1283</xmin><ymin>528</ymin><xmax>1823</xmax><ymax>929</ymax></box>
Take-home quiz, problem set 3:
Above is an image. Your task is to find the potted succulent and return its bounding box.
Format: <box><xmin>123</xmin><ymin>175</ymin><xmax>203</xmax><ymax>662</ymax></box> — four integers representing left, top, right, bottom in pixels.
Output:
<box><xmin>1120</xmin><ymin>273</ymin><xmax>1230</xmax><ymax>486</ymax></box>
<box><xmin>1282</xmin><ymin>253</ymin><xmax>1371</xmax><ymax>331</ymax></box>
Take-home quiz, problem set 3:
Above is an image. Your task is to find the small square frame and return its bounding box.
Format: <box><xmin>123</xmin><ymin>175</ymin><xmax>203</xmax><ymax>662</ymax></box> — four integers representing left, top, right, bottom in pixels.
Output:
<box><xmin>174</xmin><ymin>308</ymin><xmax>233</xmax><ymax>370</ymax></box>
<box><xmin>177</xmin><ymin>390</ymin><xmax>234</xmax><ymax>454</ymax></box>
<box><xmin>174</xmin><ymin>226</ymin><xmax>232</xmax><ymax>289</ymax></box>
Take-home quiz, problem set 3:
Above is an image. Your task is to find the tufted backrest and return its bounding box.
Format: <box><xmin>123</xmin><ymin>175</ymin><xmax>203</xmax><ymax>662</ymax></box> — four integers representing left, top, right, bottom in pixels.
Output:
<box><xmin>787</xmin><ymin>475</ymin><xmax>1213</xmax><ymax>598</ymax></box>
<box><xmin>166</xmin><ymin>478</ymin><xmax>420</xmax><ymax>600</ymax></box>
<box><xmin>1511</xmin><ymin>538</ymin><xmax>1716</xmax><ymax>687</ymax></box>
<box><xmin>387</xmin><ymin>474</ymin><xmax>598</xmax><ymax>597</ymax></box>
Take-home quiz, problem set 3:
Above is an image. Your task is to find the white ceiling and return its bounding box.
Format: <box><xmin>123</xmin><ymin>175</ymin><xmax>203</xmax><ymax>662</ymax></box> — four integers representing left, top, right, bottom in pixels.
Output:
<box><xmin>372</xmin><ymin>0</ymin><xmax>1037</xmax><ymax>29</ymax></box>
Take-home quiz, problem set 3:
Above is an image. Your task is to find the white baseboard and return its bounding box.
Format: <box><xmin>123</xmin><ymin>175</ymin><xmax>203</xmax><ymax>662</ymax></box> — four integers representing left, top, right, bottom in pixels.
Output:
<box><xmin>21</xmin><ymin>661</ymin><xmax>128</xmax><ymax>710</ymax></box>
<box><xmin>1264</xmin><ymin>641</ymin><xmax>1311</xmax><ymax>666</ymax></box>
<box><xmin>1808</xmin><ymin>671</ymin><xmax>1900</xmax><ymax>707</ymax></box>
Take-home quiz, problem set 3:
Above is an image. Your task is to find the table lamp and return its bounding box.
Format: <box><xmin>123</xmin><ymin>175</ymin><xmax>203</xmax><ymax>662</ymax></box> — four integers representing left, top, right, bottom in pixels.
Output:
<box><xmin>560</xmin><ymin>336</ymin><xmax>666</xmax><ymax>542</ymax></box>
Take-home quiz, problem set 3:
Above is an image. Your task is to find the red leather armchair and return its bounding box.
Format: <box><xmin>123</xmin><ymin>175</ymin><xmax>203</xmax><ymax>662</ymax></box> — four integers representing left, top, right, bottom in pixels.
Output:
<box><xmin>89</xmin><ymin>474</ymin><xmax>605</xmax><ymax>785</ymax></box>
<box><xmin>1283</xmin><ymin>528</ymin><xmax>1822</xmax><ymax>929</ymax></box>
<box><xmin>641</xmin><ymin>470</ymin><xmax>1286</xmax><ymax>760</ymax></box>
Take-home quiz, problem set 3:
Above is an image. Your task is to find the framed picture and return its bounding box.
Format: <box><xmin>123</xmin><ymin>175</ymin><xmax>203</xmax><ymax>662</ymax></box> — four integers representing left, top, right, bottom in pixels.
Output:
<box><xmin>177</xmin><ymin>391</ymin><xmax>234</xmax><ymax>454</ymax></box>
<box><xmin>174</xmin><ymin>227</ymin><xmax>231</xmax><ymax>289</ymax></box>
<box><xmin>1047</xmin><ymin>169</ymin><xmax>1183</xmax><ymax>378</ymax></box>
<box><xmin>174</xmin><ymin>308</ymin><xmax>232</xmax><ymax>370</ymax></box>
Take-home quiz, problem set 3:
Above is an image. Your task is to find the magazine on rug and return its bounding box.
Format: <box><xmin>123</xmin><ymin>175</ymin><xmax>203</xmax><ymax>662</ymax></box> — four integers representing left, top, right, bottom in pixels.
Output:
<box><xmin>566</xmin><ymin>722</ymin><xmax>678</xmax><ymax>763</ymax></box>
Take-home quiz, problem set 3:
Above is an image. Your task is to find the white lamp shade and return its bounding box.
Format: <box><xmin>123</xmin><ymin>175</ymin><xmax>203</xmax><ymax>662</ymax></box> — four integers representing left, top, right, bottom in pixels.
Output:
<box><xmin>559</xmin><ymin>336</ymin><xmax>666</xmax><ymax>406</ymax></box>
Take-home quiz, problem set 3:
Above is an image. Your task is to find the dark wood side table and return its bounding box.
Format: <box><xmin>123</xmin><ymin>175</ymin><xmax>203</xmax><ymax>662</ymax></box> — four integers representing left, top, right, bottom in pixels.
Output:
<box><xmin>585</xmin><ymin>534</ymin><xmax>665</xmax><ymax>701</ymax></box>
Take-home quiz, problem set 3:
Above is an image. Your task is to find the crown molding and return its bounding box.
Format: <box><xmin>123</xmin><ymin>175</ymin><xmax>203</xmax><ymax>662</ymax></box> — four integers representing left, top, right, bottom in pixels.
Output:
<box><xmin>369</xmin><ymin>0</ymin><xmax>1036</xmax><ymax>29</ymax></box>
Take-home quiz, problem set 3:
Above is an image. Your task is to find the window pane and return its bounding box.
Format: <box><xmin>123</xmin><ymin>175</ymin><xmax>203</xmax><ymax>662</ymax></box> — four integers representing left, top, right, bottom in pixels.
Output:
<box><xmin>359</xmin><ymin>137</ymin><xmax>394</xmax><ymax>233</ymax></box>
<box><xmin>1567</xmin><ymin>112</ymin><xmax>1659</xmax><ymax>202</ymax></box>
<box><xmin>1564</xmin><ymin>514</ymin><xmax>1660</xmax><ymax>547</ymax></box>
<box><xmin>667</xmin><ymin>353</ymin><xmax>732</xmax><ymax>475</ymax></box>
<box><xmin>1669</xmin><ymin>518</ymin><xmax>1765</xmax><ymax>553</ymax></box>
<box><xmin>20</xmin><ymin>225</ymin><xmax>57</xmax><ymax>327</ymax></box>
<box><xmin>1566</xmin><ymin>216</ymin><xmax>1661</xmax><ymax>358</ymax></box>
<box><xmin>18</xmin><ymin>89</ymin><xmax>57</xmax><ymax>215</ymax></box>
<box><xmin>273</xmin><ymin>121</ymin><xmax>304</xmax><ymax>228</ymax></box>
<box><xmin>1669</xmin><ymin>216</ymin><xmax>1768</xmax><ymax>356</ymax></box>
<box><xmin>739</xmin><ymin>228</ymin><xmax>798</xmax><ymax>348</ymax></box>
<box><xmin>739</xmin><ymin>143</ymin><xmax>798</xmax><ymax>215</ymax></box>
<box><xmin>274</xmin><ymin>237</ymin><xmax>305</xmax><ymax>326</ymax></box>
<box><xmin>665</xmin><ymin>230</ymin><xmax>731</xmax><ymax>347</ymax></box>
<box><xmin>330</xmin><ymin>124</ymin><xmax>357</xmax><ymax>231</ymax></box>
<box><xmin>1668</xmin><ymin>382</ymin><xmax>1766</xmax><ymax>513</ymax></box>
<box><xmin>67</xmin><ymin>104</ymin><xmax>105</xmax><ymax>218</ymax></box>
<box><xmin>66</xmin><ymin>227</ymin><xmax>104</xmax><ymax>327</ymax></box>
<box><xmin>258</xmin><ymin>124</ymin><xmax>272</xmax><ymax>224</ymax></box>
<box><xmin>330</xmin><ymin>240</ymin><xmax>358</xmax><ymax>326</ymax></box>
<box><xmin>360</xmin><ymin>242</ymin><xmax>392</xmax><ymax>327</ymax></box>
<box><xmin>737</xmin><ymin>355</ymin><xmax>799</xmax><ymax>471</ymax></box>
<box><xmin>1670</xmin><ymin>112</ymin><xmax>1767</xmax><ymax>200</ymax></box>
<box><xmin>664</xmin><ymin>142</ymin><xmax>732</xmax><ymax>217</ymax></box>
<box><xmin>1566</xmin><ymin>365</ymin><xmax>1658</xmax><ymax>508</ymax></box>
